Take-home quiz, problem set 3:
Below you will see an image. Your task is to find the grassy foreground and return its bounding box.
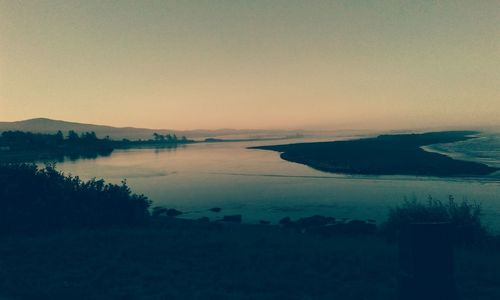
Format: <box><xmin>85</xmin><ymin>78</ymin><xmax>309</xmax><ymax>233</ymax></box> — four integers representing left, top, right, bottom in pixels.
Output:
<box><xmin>0</xmin><ymin>218</ymin><xmax>499</xmax><ymax>300</ymax></box>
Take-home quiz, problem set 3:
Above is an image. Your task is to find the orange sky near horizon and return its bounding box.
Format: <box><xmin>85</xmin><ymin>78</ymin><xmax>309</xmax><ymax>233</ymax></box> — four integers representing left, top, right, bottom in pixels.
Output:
<box><xmin>1</xmin><ymin>1</ymin><xmax>499</xmax><ymax>130</ymax></box>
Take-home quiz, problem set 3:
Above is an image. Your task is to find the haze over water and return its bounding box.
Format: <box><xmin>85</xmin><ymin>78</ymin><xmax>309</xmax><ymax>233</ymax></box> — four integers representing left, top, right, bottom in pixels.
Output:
<box><xmin>54</xmin><ymin>132</ymin><xmax>500</xmax><ymax>231</ymax></box>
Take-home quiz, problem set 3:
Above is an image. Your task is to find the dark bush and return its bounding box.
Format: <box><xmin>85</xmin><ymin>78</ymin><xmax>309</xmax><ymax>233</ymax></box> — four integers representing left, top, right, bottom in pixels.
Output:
<box><xmin>380</xmin><ymin>196</ymin><xmax>487</xmax><ymax>244</ymax></box>
<box><xmin>0</xmin><ymin>164</ymin><xmax>151</xmax><ymax>234</ymax></box>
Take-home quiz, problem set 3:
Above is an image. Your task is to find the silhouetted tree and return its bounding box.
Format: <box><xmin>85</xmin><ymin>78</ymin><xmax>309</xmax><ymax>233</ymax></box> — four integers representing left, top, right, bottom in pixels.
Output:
<box><xmin>67</xmin><ymin>130</ymin><xmax>79</xmax><ymax>142</ymax></box>
<box><xmin>81</xmin><ymin>131</ymin><xmax>97</xmax><ymax>141</ymax></box>
<box><xmin>55</xmin><ymin>130</ymin><xmax>64</xmax><ymax>143</ymax></box>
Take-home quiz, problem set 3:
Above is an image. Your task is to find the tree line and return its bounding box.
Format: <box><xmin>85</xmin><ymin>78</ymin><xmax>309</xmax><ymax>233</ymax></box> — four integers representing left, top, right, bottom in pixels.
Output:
<box><xmin>0</xmin><ymin>130</ymin><xmax>109</xmax><ymax>150</ymax></box>
<box><xmin>0</xmin><ymin>130</ymin><xmax>193</xmax><ymax>150</ymax></box>
<box><xmin>0</xmin><ymin>130</ymin><xmax>194</xmax><ymax>162</ymax></box>
<box><xmin>152</xmin><ymin>132</ymin><xmax>188</xmax><ymax>143</ymax></box>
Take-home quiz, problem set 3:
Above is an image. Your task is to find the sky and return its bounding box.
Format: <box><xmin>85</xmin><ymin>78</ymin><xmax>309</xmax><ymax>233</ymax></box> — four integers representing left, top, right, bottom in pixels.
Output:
<box><xmin>1</xmin><ymin>0</ymin><xmax>499</xmax><ymax>130</ymax></box>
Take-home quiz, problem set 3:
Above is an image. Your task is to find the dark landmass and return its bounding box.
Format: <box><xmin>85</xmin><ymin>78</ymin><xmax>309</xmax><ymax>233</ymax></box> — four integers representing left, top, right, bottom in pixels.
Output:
<box><xmin>252</xmin><ymin>131</ymin><xmax>498</xmax><ymax>177</ymax></box>
<box><xmin>0</xmin><ymin>130</ymin><xmax>194</xmax><ymax>163</ymax></box>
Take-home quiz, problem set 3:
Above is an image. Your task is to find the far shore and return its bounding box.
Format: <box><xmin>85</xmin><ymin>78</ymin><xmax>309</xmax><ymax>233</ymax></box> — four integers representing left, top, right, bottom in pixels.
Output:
<box><xmin>252</xmin><ymin>131</ymin><xmax>499</xmax><ymax>177</ymax></box>
<box><xmin>0</xmin><ymin>130</ymin><xmax>298</xmax><ymax>163</ymax></box>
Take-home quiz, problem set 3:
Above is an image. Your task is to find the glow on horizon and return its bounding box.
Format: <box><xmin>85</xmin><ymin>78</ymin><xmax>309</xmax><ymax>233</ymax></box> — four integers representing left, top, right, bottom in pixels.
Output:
<box><xmin>1</xmin><ymin>1</ymin><xmax>499</xmax><ymax>130</ymax></box>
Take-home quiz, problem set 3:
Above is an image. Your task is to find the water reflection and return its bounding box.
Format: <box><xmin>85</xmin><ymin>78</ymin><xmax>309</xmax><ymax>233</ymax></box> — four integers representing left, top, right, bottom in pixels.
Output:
<box><xmin>53</xmin><ymin>137</ymin><xmax>500</xmax><ymax>232</ymax></box>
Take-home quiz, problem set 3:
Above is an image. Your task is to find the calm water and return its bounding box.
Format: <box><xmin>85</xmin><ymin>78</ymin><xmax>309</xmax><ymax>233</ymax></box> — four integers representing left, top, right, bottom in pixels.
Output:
<box><xmin>54</xmin><ymin>133</ymin><xmax>500</xmax><ymax>231</ymax></box>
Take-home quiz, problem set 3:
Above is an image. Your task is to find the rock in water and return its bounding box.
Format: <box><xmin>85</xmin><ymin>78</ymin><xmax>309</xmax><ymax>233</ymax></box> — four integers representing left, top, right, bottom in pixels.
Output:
<box><xmin>279</xmin><ymin>217</ymin><xmax>292</xmax><ymax>226</ymax></box>
<box><xmin>166</xmin><ymin>209</ymin><xmax>183</xmax><ymax>217</ymax></box>
<box><xmin>222</xmin><ymin>215</ymin><xmax>242</xmax><ymax>223</ymax></box>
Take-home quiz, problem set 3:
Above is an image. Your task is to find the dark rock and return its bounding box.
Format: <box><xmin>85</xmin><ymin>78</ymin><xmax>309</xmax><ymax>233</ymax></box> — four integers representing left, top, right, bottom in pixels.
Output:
<box><xmin>287</xmin><ymin>216</ymin><xmax>378</xmax><ymax>236</ymax></box>
<box><xmin>197</xmin><ymin>217</ymin><xmax>210</xmax><ymax>222</ymax></box>
<box><xmin>296</xmin><ymin>215</ymin><xmax>336</xmax><ymax>228</ymax></box>
<box><xmin>209</xmin><ymin>207</ymin><xmax>222</xmax><ymax>213</ymax></box>
<box><xmin>279</xmin><ymin>217</ymin><xmax>292</xmax><ymax>226</ymax></box>
<box><xmin>345</xmin><ymin>220</ymin><xmax>377</xmax><ymax>234</ymax></box>
<box><xmin>259</xmin><ymin>220</ymin><xmax>271</xmax><ymax>225</ymax></box>
<box><xmin>348</xmin><ymin>220</ymin><xmax>366</xmax><ymax>225</ymax></box>
<box><xmin>222</xmin><ymin>215</ymin><xmax>242</xmax><ymax>223</ymax></box>
<box><xmin>152</xmin><ymin>207</ymin><xmax>168</xmax><ymax>217</ymax></box>
<box><xmin>166</xmin><ymin>208</ymin><xmax>183</xmax><ymax>217</ymax></box>
<box><xmin>307</xmin><ymin>224</ymin><xmax>343</xmax><ymax>236</ymax></box>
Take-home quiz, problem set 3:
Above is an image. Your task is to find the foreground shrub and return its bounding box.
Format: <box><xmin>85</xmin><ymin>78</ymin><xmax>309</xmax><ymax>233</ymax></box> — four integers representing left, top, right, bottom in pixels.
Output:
<box><xmin>380</xmin><ymin>196</ymin><xmax>487</xmax><ymax>244</ymax></box>
<box><xmin>0</xmin><ymin>164</ymin><xmax>151</xmax><ymax>234</ymax></box>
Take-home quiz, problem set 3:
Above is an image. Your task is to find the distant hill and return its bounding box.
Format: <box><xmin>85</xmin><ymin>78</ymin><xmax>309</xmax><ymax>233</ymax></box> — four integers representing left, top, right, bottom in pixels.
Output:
<box><xmin>0</xmin><ymin>118</ymin><xmax>313</xmax><ymax>140</ymax></box>
<box><xmin>0</xmin><ymin>118</ymin><xmax>171</xmax><ymax>140</ymax></box>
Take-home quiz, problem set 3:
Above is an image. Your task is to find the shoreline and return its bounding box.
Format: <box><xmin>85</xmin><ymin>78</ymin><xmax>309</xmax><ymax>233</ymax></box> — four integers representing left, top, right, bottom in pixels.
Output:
<box><xmin>252</xmin><ymin>131</ymin><xmax>499</xmax><ymax>177</ymax></box>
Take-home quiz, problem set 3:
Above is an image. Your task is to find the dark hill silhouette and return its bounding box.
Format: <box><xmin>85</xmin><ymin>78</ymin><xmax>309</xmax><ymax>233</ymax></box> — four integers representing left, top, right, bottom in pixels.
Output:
<box><xmin>0</xmin><ymin>118</ymin><xmax>194</xmax><ymax>140</ymax></box>
<box><xmin>0</xmin><ymin>118</ymin><xmax>310</xmax><ymax>140</ymax></box>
